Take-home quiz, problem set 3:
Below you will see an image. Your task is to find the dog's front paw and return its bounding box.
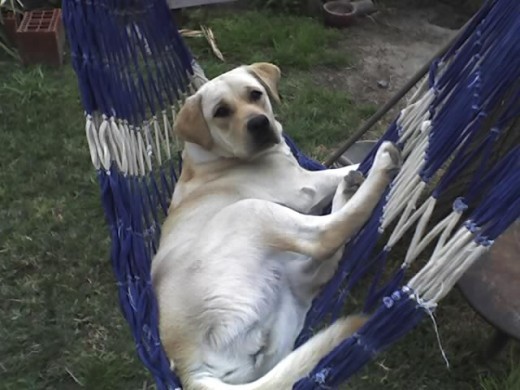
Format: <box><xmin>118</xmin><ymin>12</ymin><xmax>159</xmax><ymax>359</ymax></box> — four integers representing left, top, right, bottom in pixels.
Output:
<box><xmin>372</xmin><ymin>141</ymin><xmax>402</xmax><ymax>178</ymax></box>
<box><xmin>343</xmin><ymin>170</ymin><xmax>365</xmax><ymax>195</ymax></box>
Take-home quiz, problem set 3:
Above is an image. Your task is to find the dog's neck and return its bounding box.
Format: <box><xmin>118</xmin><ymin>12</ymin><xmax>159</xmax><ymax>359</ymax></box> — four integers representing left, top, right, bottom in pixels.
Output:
<box><xmin>183</xmin><ymin>142</ymin><xmax>223</xmax><ymax>165</ymax></box>
<box><xmin>180</xmin><ymin>142</ymin><xmax>239</xmax><ymax>180</ymax></box>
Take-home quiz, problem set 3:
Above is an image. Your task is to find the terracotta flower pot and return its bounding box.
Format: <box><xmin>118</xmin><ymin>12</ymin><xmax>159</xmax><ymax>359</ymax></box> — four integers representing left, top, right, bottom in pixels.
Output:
<box><xmin>323</xmin><ymin>1</ymin><xmax>355</xmax><ymax>28</ymax></box>
<box><xmin>323</xmin><ymin>0</ymin><xmax>377</xmax><ymax>28</ymax></box>
<box><xmin>16</xmin><ymin>9</ymin><xmax>65</xmax><ymax>67</ymax></box>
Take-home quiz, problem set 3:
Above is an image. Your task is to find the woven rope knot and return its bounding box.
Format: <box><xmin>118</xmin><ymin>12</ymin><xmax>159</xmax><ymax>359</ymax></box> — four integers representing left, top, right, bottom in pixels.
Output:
<box><xmin>453</xmin><ymin>197</ymin><xmax>468</xmax><ymax>213</ymax></box>
<box><xmin>382</xmin><ymin>296</ymin><xmax>394</xmax><ymax>308</ymax></box>
<box><xmin>354</xmin><ymin>333</ymin><xmax>377</xmax><ymax>357</ymax></box>
<box><xmin>391</xmin><ymin>291</ymin><xmax>402</xmax><ymax>301</ymax></box>
<box><xmin>476</xmin><ymin>235</ymin><xmax>494</xmax><ymax>247</ymax></box>
<box><xmin>382</xmin><ymin>289</ymin><xmax>403</xmax><ymax>309</ymax></box>
<box><xmin>313</xmin><ymin>368</ymin><xmax>331</xmax><ymax>387</ymax></box>
<box><xmin>464</xmin><ymin>220</ymin><xmax>479</xmax><ymax>233</ymax></box>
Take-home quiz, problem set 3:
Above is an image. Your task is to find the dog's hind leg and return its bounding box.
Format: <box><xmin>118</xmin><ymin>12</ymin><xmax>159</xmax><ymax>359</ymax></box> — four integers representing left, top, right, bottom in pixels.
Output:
<box><xmin>262</xmin><ymin>142</ymin><xmax>400</xmax><ymax>261</ymax></box>
<box><xmin>290</xmin><ymin>169</ymin><xmax>367</xmax><ymax>297</ymax></box>
<box><xmin>202</xmin><ymin>142</ymin><xmax>399</xmax><ymax>301</ymax></box>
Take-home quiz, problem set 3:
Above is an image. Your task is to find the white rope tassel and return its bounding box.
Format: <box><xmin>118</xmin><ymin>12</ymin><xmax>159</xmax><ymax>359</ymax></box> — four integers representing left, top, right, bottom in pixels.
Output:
<box><xmin>410</xmin><ymin>292</ymin><xmax>450</xmax><ymax>368</ymax></box>
<box><xmin>98</xmin><ymin>116</ymin><xmax>113</xmax><ymax>171</ymax></box>
<box><xmin>388</xmin><ymin>135</ymin><xmax>428</xmax><ymax>199</ymax></box>
<box><xmin>385</xmin><ymin>181</ymin><xmax>427</xmax><ymax>246</ymax></box>
<box><xmin>104</xmin><ymin>117</ymin><xmax>119</xmax><ymax>168</ymax></box>
<box><xmin>138</xmin><ymin>126</ymin><xmax>153</xmax><ymax>174</ymax></box>
<box><xmin>424</xmin><ymin>242</ymin><xmax>486</xmax><ymax>303</ymax></box>
<box><xmin>415</xmin><ymin>238</ymin><xmax>472</xmax><ymax>297</ymax></box>
<box><xmin>408</xmin><ymin>75</ymin><xmax>431</xmax><ymax>105</ymax></box>
<box><xmin>85</xmin><ymin>107</ymin><xmax>186</xmax><ymax>176</ymax></box>
<box><xmin>383</xmin><ymin>169</ymin><xmax>425</xmax><ymax>230</ymax></box>
<box><xmin>85</xmin><ymin>115</ymin><xmax>102</xmax><ymax>170</ymax></box>
<box><xmin>144</xmin><ymin>121</ymin><xmax>156</xmax><ymax>170</ymax></box>
<box><xmin>153</xmin><ymin>116</ymin><xmax>163</xmax><ymax>166</ymax></box>
<box><xmin>190</xmin><ymin>60</ymin><xmax>209</xmax><ymax>90</ymax></box>
<box><xmin>403</xmin><ymin>121</ymin><xmax>431</xmax><ymax>161</ymax></box>
<box><xmin>397</xmin><ymin>90</ymin><xmax>434</xmax><ymax>144</ymax></box>
<box><xmin>124</xmin><ymin>123</ymin><xmax>134</xmax><ymax>176</ymax></box>
<box><xmin>407</xmin><ymin>228</ymin><xmax>471</xmax><ymax>291</ymax></box>
<box><xmin>431</xmin><ymin>224</ymin><xmax>468</xmax><ymax>263</ymax></box>
<box><xmin>407</xmin><ymin>225</ymin><xmax>490</xmax><ymax>303</ymax></box>
<box><xmin>171</xmin><ymin>105</ymin><xmax>183</xmax><ymax>155</ymax></box>
<box><xmin>381</xmin><ymin>133</ymin><xmax>429</xmax><ymax>231</ymax></box>
<box><xmin>163</xmin><ymin>109</ymin><xmax>172</xmax><ymax>160</ymax></box>
<box><xmin>115</xmin><ymin>118</ymin><xmax>130</xmax><ymax>175</ymax></box>
<box><xmin>403</xmin><ymin>203</ymin><xmax>463</xmax><ymax>267</ymax></box>
<box><xmin>127</xmin><ymin>121</ymin><xmax>139</xmax><ymax>175</ymax></box>
<box><xmin>430</xmin><ymin>245</ymin><xmax>486</xmax><ymax>303</ymax></box>
<box><xmin>109</xmin><ymin>117</ymin><xmax>128</xmax><ymax>174</ymax></box>
<box><xmin>134</xmin><ymin>127</ymin><xmax>146</xmax><ymax>177</ymax></box>
<box><xmin>401</xmin><ymin>128</ymin><xmax>424</xmax><ymax>162</ymax></box>
<box><xmin>400</xmin><ymin>103</ymin><xmax>430</xmax><ymax>144</ymax></box>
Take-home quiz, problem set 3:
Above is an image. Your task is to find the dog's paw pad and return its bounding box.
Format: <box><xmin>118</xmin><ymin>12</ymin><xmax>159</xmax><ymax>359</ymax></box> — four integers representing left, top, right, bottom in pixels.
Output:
<box><xmin>373</xmin><ymin>141</ymin><xmax>402</xmax><ymax>176</ymax></box>
<box><xmin>343</xmin><ymin>171</ymin><xmax>365</xmax><ymax>194</ymax></box>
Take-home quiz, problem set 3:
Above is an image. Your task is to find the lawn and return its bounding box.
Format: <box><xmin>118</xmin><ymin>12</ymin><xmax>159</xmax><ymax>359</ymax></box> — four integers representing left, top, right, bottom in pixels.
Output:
<box><xmin>1</xmin><ymin>7</ymin><xmax>519</xmax><ymax>390</ymax></box>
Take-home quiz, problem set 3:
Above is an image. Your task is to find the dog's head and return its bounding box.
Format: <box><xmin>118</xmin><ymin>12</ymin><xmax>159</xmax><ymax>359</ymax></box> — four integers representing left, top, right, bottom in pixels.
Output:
<box><xmin>174</xmin><ymin>63</ymin><xmax>282</xmax><ymax>159</ymax></box>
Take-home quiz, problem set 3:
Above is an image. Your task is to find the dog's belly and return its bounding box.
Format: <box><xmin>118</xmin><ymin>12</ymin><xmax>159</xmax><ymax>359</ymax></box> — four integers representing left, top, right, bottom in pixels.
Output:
<box><xmin>255</xmin><ymin>283</ymin><xmax>308</xmax><ymax>376</ymax></box>
<box><xmin>198</xmin><ymin>254</ymin><xmax>310</xmax><ymax>385</ymax></box>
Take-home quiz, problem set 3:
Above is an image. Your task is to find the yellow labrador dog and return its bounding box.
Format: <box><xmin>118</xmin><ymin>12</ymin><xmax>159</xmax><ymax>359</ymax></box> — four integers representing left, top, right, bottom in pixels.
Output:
<box><xmin>151</xmin><ymin>63</ymin><xmax>401</xmax><ymax>389</ymax></box>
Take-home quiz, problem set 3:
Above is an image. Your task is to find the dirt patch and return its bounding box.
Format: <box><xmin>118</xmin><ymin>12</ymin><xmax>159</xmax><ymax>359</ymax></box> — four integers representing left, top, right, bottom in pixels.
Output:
<box><xmin>311</xmin><ymin>2</ymin><xmax>468</xmax><ymax>138</ymax></box>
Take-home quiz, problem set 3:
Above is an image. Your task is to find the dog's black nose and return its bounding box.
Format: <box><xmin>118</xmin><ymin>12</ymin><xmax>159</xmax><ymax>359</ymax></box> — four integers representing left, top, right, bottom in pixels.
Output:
<box><xmin>247</xmin><ymin>115</ymin><xmax>270</xmax><ymax>134</ymax></box>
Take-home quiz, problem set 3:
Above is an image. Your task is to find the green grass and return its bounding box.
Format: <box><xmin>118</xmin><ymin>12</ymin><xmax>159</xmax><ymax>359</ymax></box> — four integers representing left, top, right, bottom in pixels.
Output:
<box><xmin>0</xmin><ymin>7</ymin><xmax>518</xmax><ymax>390</ymax></box>
<box><xmin>186</xmin><ymin>11</ymin><xmax>349</xmax><ymax>71</ymax></box>
<box><xmin>278</xmin><ymin>75</ymin><xmax>377</xmax><ymax>159</ymax></box>
<box><xmin>0</xmin><ymin>65</ymin><xmax>148</xmax><ymax>389</ymax></box>
<box><xmin>480</xmin><ymin>360</ymin><xmax>520</xmax><ymax>390</ymax></box>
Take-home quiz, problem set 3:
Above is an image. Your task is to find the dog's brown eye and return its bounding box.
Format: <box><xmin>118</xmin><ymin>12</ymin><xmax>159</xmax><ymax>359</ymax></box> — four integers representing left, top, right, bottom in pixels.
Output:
<box><xmin>214</xmin><ymin>106</ymin><xmax>231</xmax><ymax>118</ymax></box>
<box><xmin>250</xmin><ymin>90</ymin><xmax>263</xmax><ymax>101</ymax></box>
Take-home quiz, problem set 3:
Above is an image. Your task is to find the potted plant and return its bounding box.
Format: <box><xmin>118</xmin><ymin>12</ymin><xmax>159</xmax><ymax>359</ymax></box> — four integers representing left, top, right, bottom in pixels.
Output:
<box><xmin>0</xmin><ymin>0</ymin><xmax>23</xmax><ymax>58</ymax></box>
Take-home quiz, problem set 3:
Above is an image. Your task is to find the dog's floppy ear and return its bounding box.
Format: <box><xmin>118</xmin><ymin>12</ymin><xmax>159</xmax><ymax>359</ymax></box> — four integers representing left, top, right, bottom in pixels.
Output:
<box><xmin>174</xmin><ymin>94</ymin><xmax>214</xmax><ymax>150</ymax></box>
<box><xmin>247</xmin><ymin>62</ymin><xmax>281</xmax><ymax>104</ymax></box>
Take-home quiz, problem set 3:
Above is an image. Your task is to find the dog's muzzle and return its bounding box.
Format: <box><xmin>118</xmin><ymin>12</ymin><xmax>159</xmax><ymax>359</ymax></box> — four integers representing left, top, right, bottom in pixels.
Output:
<box><xmin>247</xmin><ymin>114</ymin><xmax>280</xmax><ymax>149</ymax></box>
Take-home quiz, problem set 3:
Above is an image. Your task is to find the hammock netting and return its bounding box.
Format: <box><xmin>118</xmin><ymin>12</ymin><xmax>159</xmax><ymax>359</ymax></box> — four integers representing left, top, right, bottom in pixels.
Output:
<box><xmin>62</xmin><ymin>0</ymin><xmax>520</xmax><ymax>388</ymax></box>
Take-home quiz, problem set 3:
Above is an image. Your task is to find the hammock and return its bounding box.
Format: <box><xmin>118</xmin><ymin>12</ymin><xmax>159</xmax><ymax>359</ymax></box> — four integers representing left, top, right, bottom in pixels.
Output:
<box><xmin>62</xmin><ymin>0</ymin><xmax>520</xmax><ymax>388</ymax></box>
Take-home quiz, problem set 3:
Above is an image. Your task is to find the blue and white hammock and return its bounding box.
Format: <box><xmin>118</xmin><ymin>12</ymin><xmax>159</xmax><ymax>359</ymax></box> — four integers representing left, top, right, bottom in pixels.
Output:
<box><xmin>62</xmin><ymin>0</ymin><xmax>520</xmax><ymax>388</ymax></box>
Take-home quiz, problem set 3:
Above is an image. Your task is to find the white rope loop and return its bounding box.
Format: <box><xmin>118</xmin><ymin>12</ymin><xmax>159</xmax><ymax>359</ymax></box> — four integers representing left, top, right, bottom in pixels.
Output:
<box><xmin>80</xmin><ymin>70</ymin><xmax>206</xmax><ymax>176</ymax></box>
<box><xmin>406</xmin><ymin>220</ymin><xmax>490</xmax><ymax>304</ymax></box>
<box><xmin>138</xmin><ymin>125</ymin><xmax>153</xmax><ymax>174</ymax></box>
<box><xmin>133</xmin><ymin>125</ymin><xmax>146</xmax><ymax>177</ymax></box>
<box><xmin>85</xmin><ymin>114</ymin><xmax>102</xmax><ymax>170</ymax></box>
<box><xmin>123</xmin><ymin>120</ymin><xmax>137</xmax><ymax>176</ymax></box>
<box><xmin>191</xmin><ymin>60</ymin><xmax>210</xmax><ymax>90</ymax></box>
<box><xmin>163</xmin><ymin>109</ymin><xmax>172</xmax><ymax>160</ymax></box>
<box><xmin>153</xmin><ymin>115</ymin><xmax>163</xmax><ymax>166</ymax></box>
<box><xmin>384</xmin><ymin>181</ymin><xmax>427</xmax><ymax>246</ymax></box>
<box><xmin>98</xmin><ymin>115</ymin><xmax>112</xmax><ymax>171</ymax></box>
